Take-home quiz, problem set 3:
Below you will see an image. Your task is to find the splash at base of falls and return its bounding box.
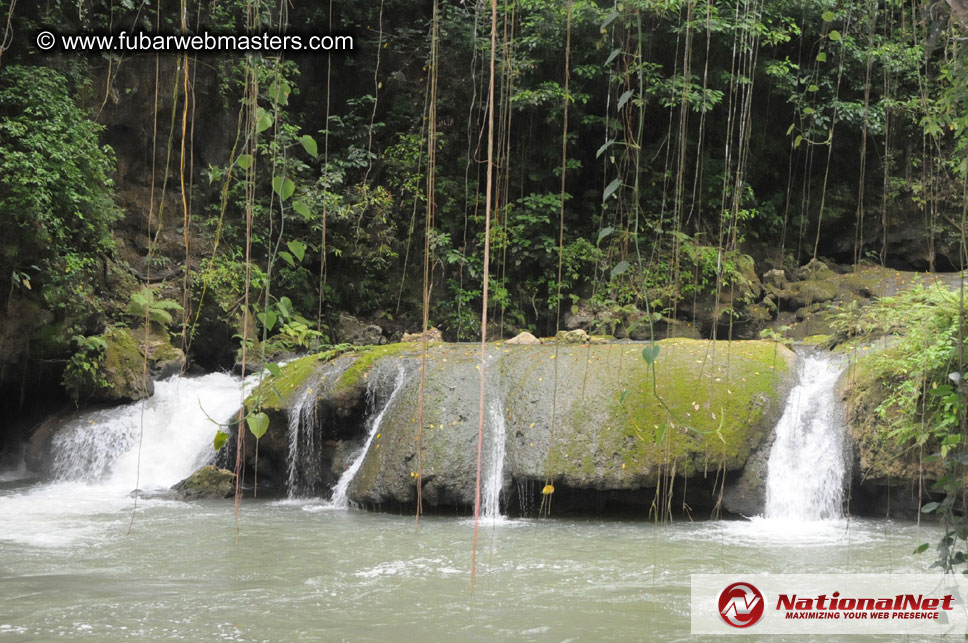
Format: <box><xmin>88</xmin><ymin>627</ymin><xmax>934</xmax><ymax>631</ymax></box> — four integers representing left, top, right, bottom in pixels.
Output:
<box><xmin>764</xmin><ymin>353</ymin><xmax>847</xmax><ymax>521</ymax></box>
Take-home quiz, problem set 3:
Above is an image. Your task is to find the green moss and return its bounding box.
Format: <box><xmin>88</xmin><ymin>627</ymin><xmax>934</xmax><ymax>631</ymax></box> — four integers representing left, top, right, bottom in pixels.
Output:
<box><xmin>247</xmin><ymin>353</ymin><xmax>321</xmax><ymax>411</ymax></box>
<box><xmin>246</xmin><ymin>343</ymin><xmax>416</xmax><ymax>411</ymax></box>
<box><xmin>550</xmin><ymin>339</ymin><xmax>793</xmax><ymax>484</ymax></box>
<box><xmin>102</xmin><ymin>327</ymin><xmax>143</xmax><ymax>377</ymax></box>
<box><xmin>332</xmin><ymin>342</ymin><xmax>415</xmax><ymax>393</ymax></box>
<box><xmin>800</xmin><ymin>334</ymin><xmax>833</xmax><ymax>347</ymax></box>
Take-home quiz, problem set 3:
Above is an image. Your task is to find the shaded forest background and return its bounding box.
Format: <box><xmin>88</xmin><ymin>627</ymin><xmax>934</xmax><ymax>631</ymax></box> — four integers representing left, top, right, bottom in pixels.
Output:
<box><xmin>0</xmin><ymin>0</ymin><xmax>966</xmax><ymax>449</ymax></box>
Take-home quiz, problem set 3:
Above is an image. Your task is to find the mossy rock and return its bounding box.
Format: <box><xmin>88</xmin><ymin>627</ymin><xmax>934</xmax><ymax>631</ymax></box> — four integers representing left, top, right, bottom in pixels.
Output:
<box><xmin>345</xmin><ymin>340</ymin><xmax>796</xmax><ymax>508</ymax></box>
<box><xmin>171</xmin><ymin>465</ymin><xmax>236</xmax><ymax>499</ymax></box>
<box><xmin>841</xmin><ymin>349</ymin><xmax>942</xmax><ymax>485</ymax></box>
<box><xmin>97</xmin><ymin>327</ymin><xmax>155</xmax><ymax>402</ymax></box>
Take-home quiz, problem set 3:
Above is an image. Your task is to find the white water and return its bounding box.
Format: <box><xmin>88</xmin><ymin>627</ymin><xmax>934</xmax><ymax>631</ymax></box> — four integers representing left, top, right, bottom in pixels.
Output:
<box><xmin>51</xmin><ymin>372</ymin><xmax>248</xmax><ymax>490</ymax></box>
<box><xmin>482</xmin><ymin>399</ymin><xmax>508</xmax><ymax>521</ymax></box>
<box><xmin>330</xmin><ymin>365</ymin><xmax>408</xmax><ymax>509</ymax></box>
<box><xmin>764</xmin><ymin>354</ymin><xmax>847</xmax><ymax>521</ymax></box>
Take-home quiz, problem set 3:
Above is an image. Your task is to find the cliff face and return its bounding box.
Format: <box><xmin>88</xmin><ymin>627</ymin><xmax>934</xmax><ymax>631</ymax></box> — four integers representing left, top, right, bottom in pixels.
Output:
<box><xmin>222</xmin><ymin>339</ymin><xmax>796</xmax><ymax>514</ymax></box>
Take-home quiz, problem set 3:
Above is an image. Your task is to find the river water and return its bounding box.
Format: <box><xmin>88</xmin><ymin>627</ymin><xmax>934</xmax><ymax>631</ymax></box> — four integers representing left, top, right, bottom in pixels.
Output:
<box><xmin>0</xmin><ymin>479</ymin><xmax>939</xmax><ymax>642</ymax></box>
<box><xmin>0</xmin><ymin>363</ymin><xmax>945</xmax><ymax>641</ymax></box>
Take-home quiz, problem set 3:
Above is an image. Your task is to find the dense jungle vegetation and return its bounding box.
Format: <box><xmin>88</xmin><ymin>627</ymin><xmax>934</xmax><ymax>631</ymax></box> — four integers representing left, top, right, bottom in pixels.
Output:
<box><xmin>1</xmin><ymin>0</ymin><xmax>967</xmax><ymax>513</ymax></box>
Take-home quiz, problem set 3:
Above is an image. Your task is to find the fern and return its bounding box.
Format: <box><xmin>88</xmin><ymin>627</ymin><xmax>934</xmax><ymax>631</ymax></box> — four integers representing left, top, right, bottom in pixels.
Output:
<box><xmin>126</xmin><ymin>288</ymin><xmax>184</xmax><ymax>327</ymax></box>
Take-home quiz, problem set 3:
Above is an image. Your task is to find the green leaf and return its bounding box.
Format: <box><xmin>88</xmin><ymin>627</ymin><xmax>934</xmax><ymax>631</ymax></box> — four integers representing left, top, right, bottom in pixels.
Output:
<box><xmin>619</xmin><ymin>388</ymin><xmax>629</xmax><ymax>405</ymax></box>
<box><xmin>822</xmin><ymin>11</ymin><xmax>835</xmax><ymax>21</ymax></box>
<box><xmin>597</xmin><ymin>226</ymin><xmax>615</xmax><ymax>244</ymax></box>
<box><xmin>287</xmin><ymin>240</ymin><xmax>307</xmax><ymax>262</ymax></box>
<box><xmin>808</xmin><ymin>84</ymin><xmax>819</xmax><ymax>92</ymax></box>
<box><xmin>601</xmin><ymin>9</ymin><xmax>619</xmax><ymax>30</ymax></box>
<box><xmin>256</xmin><ymin>107</ymin><xmax>273</xmax><ymax>133</ymax></box>
<box><xmin>617</xmin><ymin>89</ymin><xmax>634</xmax><ymax>110</ymax></box>
<box><xmin>257</xmin><ymin>310</ymin><xmax>277</xmax><ymax>331</ymax></box>
<box><xmin>605</xmin><ymin>48</ymin><xmax>621</xmax><ymax>66</ymax></box>
<box><xmin>279</xmin><ymin>251</ymin><xmax>295</xmax><ymax>267</ymax></box>
<box><xmin>299</xmin><ymin>134</ymin><xmax>318</xmax><ymax>157</ymax></box>
<box><xmin>641</xmin><ymin>345</ymin><xmax>660</xmax><ymax>365</ymax></box>
<box><xmin>921</xmin><ymin>501</ymin><xmax>940</xmax><ymax>513</ymax></box>
<box><xmin>803</xmin><ymin>107</ymin><xmax>815</xmax><ymax>115</ymax></box>
<box><xmin>268</xmin><ymin>80</ymin><xmax>291</xmax><ymax>106</ymax></box>
<box><xmin>266</xmin><ymin>363</ymin><xmax>282</xmax><ymax>378</ymax></box>
<box><xmin>914</xmin><ymin>543</ymin><xmax>930</xmax><ymax>555</ymax></box>
<box><xmin>785</xmin><ymin>124</ymin><xmax>795</xmax><ymax>136</ymax></box>
<box><xmin>596</xmin><ymin>139</ymin><xmax>615</xmax><ymax>159</ymax></box>
<box><xmin>213</xmin><ymin>430</ymin><xmax>229</xmax><ymax>452</ymax></box>
<box><xmin>794</xmin><ymin>135</ymin><xmax>803</xmax><ymax>148</ymax></box>
<box><xmin>816</xmin><ymin>52</ymin><xmax>827</xmax><ymax>63</ymax></box>
<box><xmin>828</xmin><ymin>30</ymin><xmax>842</xmax><ymax>42</ymax></box>
<box><xmin>272</xmin><ymin>176</ymin><xmax>296</xmax><ymax>201</ymax></box>
<box><xmin>610</xmin><ymin>260</ymin><xmax>629</xmax><ymax>279</ymax></box>
<box><xmin>603</xmin><ymin>177</ymin><xmax>621</xmax><ymax>202</ymax></box>
<box><xmin>293</xmin><ymin>200</ymin><xmax>311</xmax><ymax>219</ymax></box>
<box><xmin>236</xmin><ymin>154</ymin><xmax>254</xmax><ymax>170</ymax></box>
<box><xmin>247</xmin><ymin>412</ymin><xmax>269</xmax><ymax>440</ymax></box>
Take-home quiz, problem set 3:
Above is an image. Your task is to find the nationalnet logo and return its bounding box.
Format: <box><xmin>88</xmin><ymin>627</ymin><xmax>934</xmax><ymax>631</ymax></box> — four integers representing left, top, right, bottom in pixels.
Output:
<box><xmin>693</xmin><ymin>574</ymin><xmax>968</xmax><ymax>635</ymax></box>
<box><xmin>718</xmin><ymin>582</ymin><xmax>764</xmax><ymax>628</ymax></box>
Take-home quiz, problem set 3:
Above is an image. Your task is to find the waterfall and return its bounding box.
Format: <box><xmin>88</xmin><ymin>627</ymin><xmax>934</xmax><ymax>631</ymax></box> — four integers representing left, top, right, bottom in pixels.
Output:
<box><xmin>50</xmin><ymin>373</ymin><xmax>247</xmax><ymax>489</ymax></box>
<box><xmin>330</xmin><ymin>364</ymin><xmax>408</xmax><ymax>509</ymax></box>
<box><xmin>764</xmin><ymin>353</ymin><xmax>847</xmax><ymax>520</ymax></box>
<box><xmin>285</xmin><ymin>358</ymin><xmax>352</xmax><ymax>498</ymax></box>
<box><xmin>482</xmin><ymin>399</ymin><xmax>508</xmax><ymax>520</ymax></box>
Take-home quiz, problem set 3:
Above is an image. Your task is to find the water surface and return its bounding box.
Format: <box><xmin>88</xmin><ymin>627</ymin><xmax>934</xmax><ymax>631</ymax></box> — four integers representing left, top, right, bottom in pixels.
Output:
<box><xmin>0</xmin><ymin>480</ymin><xmax>939</xmax><ymax>642</ymax></box>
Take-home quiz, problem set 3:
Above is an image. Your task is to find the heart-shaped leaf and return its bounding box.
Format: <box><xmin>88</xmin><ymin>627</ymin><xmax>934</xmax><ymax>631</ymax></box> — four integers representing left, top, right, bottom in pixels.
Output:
<box><xmin>828</xmin><ymin>30</ymin><xmax>842</xmax><ymax>42</ymax></box>
<box><xmin>247</xmin><ymin>412</ymin><xmax>269</xmax><ymax>440</ymax></box>
<box><xmin>641</xmin><ymin>345</ymin><xmax>660</xmax><ymax>365</ymax></box>
<box><xmin>597</xmin><ymin>226</ymin><xmax>614</xmax><ymax>244</ymax></box>
<box><xmin>265</xmin><ymin>363</ymin><xmax>282</xmax><ymax>378</ymax></box>
<box><xmin>213</xmin><ymin>430</ymin><xmax>229</xmax><ymax>451</ymax></box>
<box><xmin>272</xmin><ymin>176</ymin><xmax>296</xmax><ymax>201</ymax></box>
<box><xmin>256</xmin><ymin>107</ymin><xmax>273</xmax><ymax>133</ymax></box>
<box><xmin>287</xmin><ymin>240</ymin><xmax>307</xmax><ymax>263</ymax></box>
<box><xmin>257</xmin><ymin>310</ymin><xmax>277</xmax><ymax>331</ymax></box>
<box><xmin>236</xmin><ymin>154</ymin><xmax>254</xmax><ymax>170</ymax></box>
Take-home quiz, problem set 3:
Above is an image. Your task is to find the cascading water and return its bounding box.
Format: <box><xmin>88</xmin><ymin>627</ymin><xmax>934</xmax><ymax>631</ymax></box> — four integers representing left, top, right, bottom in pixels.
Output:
<box><xmin>482</xmin><ymin>399</ymin><xmax>508</xmax><ymax>521</ymax></box>
<box><xmin>50</xmin><ymin>372</ymin><xmax>249</xmax><ymax>489</ymax></box>
<box><xmin>286</xmin><ymin>358</ymin><xmax>352</xmax><ymax>498</ymax></box>
<box><xmin>330</xmin><ymin>364</ymin><xmax>409</xmax><ymax>509</ymax></box>
<box><xmin>764</xmin><ymin>353</ymin><xmax>847</xmax><ymax>521</ymax></box>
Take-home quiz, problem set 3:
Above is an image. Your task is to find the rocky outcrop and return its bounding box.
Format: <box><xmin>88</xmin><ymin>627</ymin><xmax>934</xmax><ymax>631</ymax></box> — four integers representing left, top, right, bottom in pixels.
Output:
<box><xmin>215</xmin><ymin>339</ymin><xmax>796</xmax><ymax>513</ymax></box>
<box><xmin>506</xmin><ymin>331</ymin><xmax>540</xmax><ymax>345</ymax></box>
<box><xmin>346</xmin><ymin>339</ymin><xmax>796</xmax><ymax>513</ymax></box>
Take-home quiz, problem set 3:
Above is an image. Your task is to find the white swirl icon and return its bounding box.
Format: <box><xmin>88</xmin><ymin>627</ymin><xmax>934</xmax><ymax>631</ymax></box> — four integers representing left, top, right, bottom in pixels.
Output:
<box><xmin>36</xmin><ymin>31</ymin><xmax>56</xmax><ymax>50</ymax></box>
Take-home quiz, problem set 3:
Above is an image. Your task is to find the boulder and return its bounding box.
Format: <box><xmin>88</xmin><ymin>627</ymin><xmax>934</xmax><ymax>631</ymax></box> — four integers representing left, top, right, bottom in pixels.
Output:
<box><xmin>554</xmin><ymin>329</ymin><xmax>589</xmax><ymax>344</ymax></box>
<box><xmin>401</xmin><ymin>327</ymin><xmax>443</xmax><ymax>343</ymax></box>
<box><xmin>171</xmin><ymin>465</ymin><xmax>236</xmax><ymax>499</ymax></box>
<box><xmin>505</xmin><ymin>331</ymin><xmax>540</xmax><ymax>345</ymax></box>
<box><xmin>337</xmin><ymin>314</ymin><xmax>385</xmax><ymax>345</ymax></box>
